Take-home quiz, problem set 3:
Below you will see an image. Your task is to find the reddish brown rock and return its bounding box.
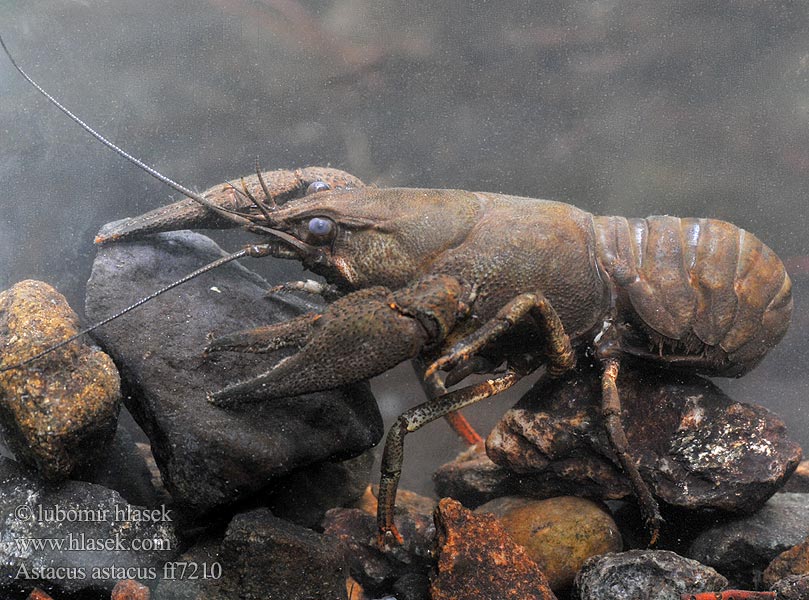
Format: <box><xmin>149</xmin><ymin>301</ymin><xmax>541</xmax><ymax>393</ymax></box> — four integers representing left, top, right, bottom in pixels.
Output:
<box><xmin>763</xmin><ymin>536</ymin><xmax>809</xmax><ymax>586</ymax></box>
<box><xmin>111</xmin><ymin>579</ymin><xmax>150</xmax><ymax>600</ymax></box>
<box><xmin>432</xmin><ymin>497</ymin><xmax>557</xmax><ymax>600</ymax></box>
<box><xmin>476</xmin><ymin>495</ymin><xmax>622</xmax><ymax>592</ymax></box>
<box><xmin>26</xmin><ymin>589</ymin><xmax>54</xmax><ymax>600</ymax></box>
<box><xmin>0</xmin><ymin>280</ymin><xmax>120</xmax><ymax>480</ymax></box>
<box><xmin>487</xmin><ymin>364</ymin><xmax>801</xmax><ymax>514</ymax></box>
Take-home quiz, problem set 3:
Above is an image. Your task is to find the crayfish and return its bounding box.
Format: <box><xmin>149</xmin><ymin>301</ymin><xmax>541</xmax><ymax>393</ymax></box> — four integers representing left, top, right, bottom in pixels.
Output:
<box><xmin>0</xmin><ymin>35</ymin><xmax>792</xmax><ymax>547</ymax></box>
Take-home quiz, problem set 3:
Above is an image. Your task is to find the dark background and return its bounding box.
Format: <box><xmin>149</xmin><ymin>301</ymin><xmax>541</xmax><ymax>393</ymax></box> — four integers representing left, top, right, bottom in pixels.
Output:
<box><xmin>1</xmin><ymin>1</ymin><xmax>808</xmax><ymax>494</ymax></box>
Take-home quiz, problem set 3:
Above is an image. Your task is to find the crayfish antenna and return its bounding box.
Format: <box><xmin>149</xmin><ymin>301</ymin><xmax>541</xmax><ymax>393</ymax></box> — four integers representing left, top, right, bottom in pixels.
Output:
<box><xmin>0</xmin><ymin>248</ymin><xmax>252</xmax><ymax>373</ymax></box>
<box><xmin>0</xmin><ymin>34</ymin><xmax>249</xmax><ymax>228</ymax></box>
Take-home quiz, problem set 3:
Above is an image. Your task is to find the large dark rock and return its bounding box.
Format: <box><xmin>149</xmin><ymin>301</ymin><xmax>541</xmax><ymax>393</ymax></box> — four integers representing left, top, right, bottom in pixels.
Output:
<box><xmin>574</xmin><ymin>549</ymin><xmax>727</xmax><ymax>600</ymax></box>
<box><xmin>487</xmin><ymin>363</ymin><xmax>801</xmax><ymax>514</ymax></box>
<box><xmin>156</xmin><ymin>508</ymin><xmax>348</xmax><ymax>600</ymax></box>
<box><xmin>687</xmin><ymin>493</ymin><xmax>809</xmax><ymax>587</ymax></box>
<box><xmin>266</xmin><ymin>451</ymin><xmax>374</xmax><ymax>529</ymax></box>
<box><xmin>0</xmin><ymin>280</ymin><xmax>120</xmax><ymax>481</ymax></box>
<box><xmin>0</xmin><ymin>457</ymin><xmax>177</xmax><ymax>595</ymax></box>
<box><xmin>85</xmin><ymin>231</ymin><xmax>383</xmax><ymax>512</ymax></box>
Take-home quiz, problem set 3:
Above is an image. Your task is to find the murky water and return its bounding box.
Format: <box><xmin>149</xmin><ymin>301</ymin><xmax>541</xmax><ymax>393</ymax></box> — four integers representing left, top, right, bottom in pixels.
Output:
<box><xmin>1</xmin><ymin>0</ymin><xmax>808</xmax><ymax>499</ymax></box>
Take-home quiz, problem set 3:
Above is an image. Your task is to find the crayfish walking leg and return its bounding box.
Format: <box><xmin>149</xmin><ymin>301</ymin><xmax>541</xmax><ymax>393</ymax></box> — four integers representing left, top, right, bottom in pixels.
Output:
<box><xmin>414</xmin><ymin>357</ymin><xmax>484</xmax><ymax>446</ymax></box>
<box><xmin>377</xmin><ymin>369</ymin><xmax>523</xmax><ymax>547</ymax></box>
<box><xmin>601</xmin><ymin>357</ymin><xmax>663</xmax><ymax>545</ymax></box>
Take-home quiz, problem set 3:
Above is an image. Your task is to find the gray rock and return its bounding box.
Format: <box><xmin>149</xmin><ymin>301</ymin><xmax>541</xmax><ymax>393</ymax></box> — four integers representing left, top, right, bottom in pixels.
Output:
<box><xmin>574</xmin><ymin>549</ymin><xmax>727</xmax><ymax>600</ymax></box>
<box><xmin>769</xmin><ymin>574</ymin><xmax>809</xmax><ymax>599</ymax></box>
<box><xmin>153</xmin><ymin>538</ymin><xmax>221</xmax><ymax>600</ymax></box>
<box><xmin>85</xmin><ymin>231</ymin><xmax>383</xmax><ymax>513</ymax></box>
<box><xmin>487</xmin><ymin>364</ymin><xmax>801</xmax><ymax>513</ymax></box>
<box><xmin>687</xmin><ymin>493</ymin><xmax>809</xmax><ymax>587</ymax></box>
<box><xmin>160</xmin><ymin>508</ymin><xmax>348</xmax><ymax>600</ymax></box>
<box><xmin>0</xmin><ymin>457</ymin><xmax>177</xmax><ymax>595</ymax></box>
<box><xmin>266</xmin><ymin>450</ymin><xmax>374</xmax><ymax>529</ymax></box>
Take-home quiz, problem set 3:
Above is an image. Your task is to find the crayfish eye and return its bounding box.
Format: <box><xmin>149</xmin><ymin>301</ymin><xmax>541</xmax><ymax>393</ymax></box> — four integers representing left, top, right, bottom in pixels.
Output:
<box><xmin>307</xmin><ymin>217</ymin><xmax>335</xmax><ymax>241</ymax></box>
<box><xmin>306</xmin><ymin>181</ymin><xmax>331</xmax><ymax>195</ymax></box>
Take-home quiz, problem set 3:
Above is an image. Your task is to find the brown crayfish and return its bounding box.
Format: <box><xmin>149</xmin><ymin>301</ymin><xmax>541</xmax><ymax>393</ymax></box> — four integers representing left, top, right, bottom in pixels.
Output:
<box><xmin>0</xmin><ymin>35</ymin><xmax>793</xmax><ymax>547</ymax></box>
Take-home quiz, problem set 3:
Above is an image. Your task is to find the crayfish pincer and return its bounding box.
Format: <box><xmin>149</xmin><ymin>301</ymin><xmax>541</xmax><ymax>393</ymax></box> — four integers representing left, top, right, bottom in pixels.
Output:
<box><xmin>0</xmin><ymin>34</ymin><xmax>792</xmax><ymax>548</ymax></box>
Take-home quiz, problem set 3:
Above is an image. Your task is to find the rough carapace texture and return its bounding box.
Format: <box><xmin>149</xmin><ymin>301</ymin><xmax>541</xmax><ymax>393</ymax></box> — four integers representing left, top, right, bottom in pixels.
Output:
<box><xmin>0</xmin><ymin>280</ymin><xmax>120</xmax><ymax>480</ymax></box>
<box><xmin>487</xmin><ymin>363</ymin><xmax>801</xmax><ymax>513</ymax></box>
<box><xmin>431</xmin><ymin>498</ymin><xmax>557</xmax><ymax>600</ymax></box>
<box><xmin>95</xmin><ymin>166</ymin><xmax>365</xmax><ymax>243</ymax></box>
<box><xmin>85</xmin><ymin>231</ymin><xmax>383</xmax><ymax>512</ymax></box>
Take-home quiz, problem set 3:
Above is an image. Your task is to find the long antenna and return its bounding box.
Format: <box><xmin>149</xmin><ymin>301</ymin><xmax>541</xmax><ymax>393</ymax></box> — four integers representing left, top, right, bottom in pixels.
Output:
<box><xmin>0</xmin><ymin>34</ymin><xmax>249</xmax><ymax>227</ymax></box>
<box><xmin>0</xmin><ymin>248</ymin><xmax>251</xmax><ymax>373</ymax></box>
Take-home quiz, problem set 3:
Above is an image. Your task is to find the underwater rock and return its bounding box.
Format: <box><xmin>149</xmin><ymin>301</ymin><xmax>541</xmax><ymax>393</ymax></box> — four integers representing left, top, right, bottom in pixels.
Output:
<box><xmin>0</xmin><ymin>279</ymin><xmax>121</xmax><ymax>481</ymax></box>
<box><xmin>26</xmin><ymin>589</ymin><xmax>54</xmax><ymax>600</ymax></box>
<box><xmin>476</xmin><ymin>495</ymin><xmax>622</xmax><ymax>592</ymax></box>
<box><xmin>487</xmin><ymin>363</ymin><xmax>801</xmax><ymax>515</ymax></box>
<box><xmin>769</xmin><ymin>574</ymin><xmax>809</xmax><ymax>599</ymax></box>
<box><xmin>85</xmin><ymin>230</ymin><xmax>383</xmax><ymax>512</ymax></box>
<box><xmin>74</xmin><ymin>413</ymin><xmax>165</xmax><ymax>508</ymax></box>
<box><xmin>763</xmin><ymin>535</ymin><xmax>809</xmax><ymax>586</ymax></box>
<box><xmin>433</xmin><ymin>445</ymin><xmax>525</xmax><ymax>508</ymax></box>
<box><xmin>687</xmin><ymin>493</ymin><xmax>809</xmax><ymax>587</ymax></box>
<box><xmin>431</xmin><ymin>497</ymin><xmax>557</xmax><ymax>600</ymax></box>
<box><xmin>266</xmin><ymin>450</ymin><xmax>374</xmax><ymax>529</ymax></box>
<box><xmin>158</xmin><ymin>509</ymin><xmax>349</xmax><ymax>600</ymax></box>
<box><xmin>322</xmin><ymin>499</ymin><xmax>434</xmax><ymax>596</ymax></box>
<box><xmin>574</xmin><ymin>549</ymin><xmax>727</xmax><ymax>600</ymax></box>
<box><xmin>782</xmin><ymin>460</ymin><xmax>809</xmax><ymax>493</ymax></box>
<box><xmin>111</xmin><ymin>579</ymin><xmax>150</xmax><ymax>600</ymax></box>
<box><xmin>0</xmin><ymin>457</ymin><xmax>177</xmax><ymax>595</ymax></box>
<box><xmin>215</xmin><ymin>508</ymin><xmax>348</xmax><ymax>600</ymax></box>
<box><xmin>153</xmin><ymin>538</ymin><xmax>221</xmax><ymax>600</ymax></box>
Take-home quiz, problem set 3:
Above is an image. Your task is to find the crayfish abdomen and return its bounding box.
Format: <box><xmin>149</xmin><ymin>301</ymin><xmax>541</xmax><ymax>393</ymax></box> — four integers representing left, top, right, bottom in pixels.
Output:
<box><xmin>593</xmin><ymin>215</ymin><xmax>792</xmax><ymax>377</ymax></box>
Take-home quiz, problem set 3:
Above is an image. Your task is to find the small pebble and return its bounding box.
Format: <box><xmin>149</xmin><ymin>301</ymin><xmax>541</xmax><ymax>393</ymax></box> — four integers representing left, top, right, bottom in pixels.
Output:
<box><xmin>477</xmin><ymin>495</ymin><xmax>622</xmax><ymax>591</ymax></box>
